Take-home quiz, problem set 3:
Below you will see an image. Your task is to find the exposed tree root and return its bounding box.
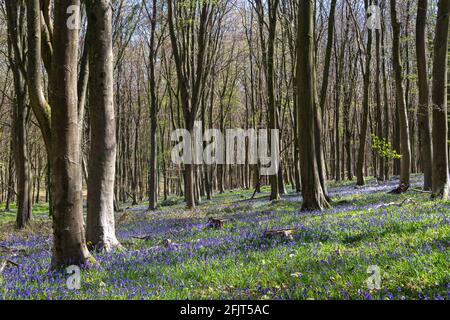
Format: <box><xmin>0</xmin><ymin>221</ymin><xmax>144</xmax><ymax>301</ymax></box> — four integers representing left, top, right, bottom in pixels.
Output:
<box><xmin>388</xmin><ymin>184</ymin><xmax>410</xmax><ymax>194</ymax></box>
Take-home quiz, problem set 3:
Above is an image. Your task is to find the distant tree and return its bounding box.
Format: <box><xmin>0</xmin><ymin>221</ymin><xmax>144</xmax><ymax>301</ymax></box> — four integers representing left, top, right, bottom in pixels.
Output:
<box><xmin>318</xmin><ymin>0</ymin><xmax>336</xmax><ymax>192</ymax></box>
<box><xmin>144</xmin><ymin>0</ymin><xmax>159</xmax><ymax>211</ymax></box>
<box><xmin>5</xmin><ymin>0</ymin><xmax>31</xmax><ymax>229</ymax></box>
<box><xmin>253</xmin><ymin>0</ymin><xmax>281</xmax><ymax>201</ymax></box>
<box><xmin>390</xmin><ymin>0</ymin><xmax>411</xmax><ymax>193</ymax></box>
<box><xmin>416</xmin><ymin>0</ymin><xmax>433</xmax><ymax>191</ymax></box>
<box><xmin>356</xmin><ymin>0</ymin><xmax>373</xmax><ymax>187</ymax></box>
<box><xmin>167</xmin><ymin>0</ymin><xmax>218</xmax><ymax>209</ymax></box>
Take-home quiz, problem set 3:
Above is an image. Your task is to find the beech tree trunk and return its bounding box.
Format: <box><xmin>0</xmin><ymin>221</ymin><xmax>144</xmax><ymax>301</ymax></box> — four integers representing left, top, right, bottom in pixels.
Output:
<box><xmin>296</xmin><ymin>0</ymin><xmax>330</xmax><ymax>211</ymax></box>
<box><xmin>318</xmin><ymin>0</ymin><xmax>337</xmax><ymax>191</ymax></box>
<box><xmin>254</xmin><ymin>0</ymin><xmax>280</xmax><ymax>201</ymax></box>
<box><xmin>356</xmin><ymin>0</ymin><xmax>372</xmax><ymax>186</ymax></box>
<box><xmin>147</xmin><ymin>0</ymin><xmax>158</xmax><ymax>210</ymax></box>
<box><xmin>375</xmin><ymin>25</ymin><xmax>384</xmax><ymax>181</ymax></box>
<box><xmin>50</xmin><ymin>0</ymin><xmax>93</xmax><ymax>267</ymax></box>
<box><xmin>416</xmin><ymin>0</ymin><xmax>433</xmax><ymax>190</ymax></box>
<box><xmin>381</xmin><ymin>15</ymin><xmax>390</xmax><ymax>181</ymax></box>
<box><xmin>390</xmin><ymin>0</ymin><xmax>411</xmax><ymax>192</ymax></box>
<box><xmin>12</xmin><ymin>66</ymin><xmax>31</xmax><ymax>230</ymax></box>
<box><xmin>431</xmin><ymin>0</ymin><xmax>450</xmax><ymax>198</ymax></box>
<box><xmin>5</xmin><ymin>0</ymin><xmax>32</xmax><ymax>229</ymax></box>
<box><xmin>266</xmin><ymin>0</ymin><xmax>280</xmax><ymax>201</ymax></box>
<box><xmin>86</xmin><ymin>0</ymin><xmax>121</xmax><ymax>252</ymax></box>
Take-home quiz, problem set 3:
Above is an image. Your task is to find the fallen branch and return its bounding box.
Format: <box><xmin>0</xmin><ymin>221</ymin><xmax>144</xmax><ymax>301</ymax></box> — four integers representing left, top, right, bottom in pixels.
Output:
<box><xmin>0</xmin><ymin>259</ymin><xmax>20</xmax><ymax>274</ymax></box>
<box><xmin>131</xmin><ymin>235</ymin><xmax>152</xmax><ymax>241</ymax></box>
<box><xmin>250</xmin><ymin>186</ymin><xmax>259</xmax><ymax>200</ymax></box>
<box><xmin>410</xmin><ymin>188</ymin><xmax>432</xmax><ymax>194</ymax></box>
<box><xmin>373</xmin><ymin>198</ymin><xmax>417</xmax><ymax>210</ymax></box>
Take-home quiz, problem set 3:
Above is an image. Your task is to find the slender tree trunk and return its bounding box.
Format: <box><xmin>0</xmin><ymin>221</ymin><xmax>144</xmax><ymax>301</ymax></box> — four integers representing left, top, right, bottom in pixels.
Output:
<box><xmin>356</xmin><ymin>1</ymin><xmax>372</xmax><ymax>186</ymax></box>
<box><xmin>375</xmin><ymin>26</ymin><xmax>384</xmax><ymax>181</ymax></box>
<box><xmin>390</xmin><ymin>0</ymin><xmax>411</xmax><ymax>192</ymax></box>
<box><xmin>255</xmin><ymin>0</ymin><xmax>280</xmax><ymax>201</ymax></box>
<box><xmin>12</xmin><ymin>69</ymin><xmax>31</xmax><ymax>229</ymax></box>
<box><xmin>431</xmin><ymin>0</ymin><xmax>450</xmax><ymax>198</ymax></box>
<box><xmin>381</xmin><ymin>16</ymin><xmax>390</xmax><ymax>180</ymax></box>
<box><xmin>5</xmin><ymin>0</ymin><xmax>32</xmax><ymax>228</ymax></box>
<box><xmin>147</xmin><ymin>0</ymin><xmax>158</xmax><ymax>210</ymax></box>
<box><xmin>318</xmin><ymin>0</ymin><xmax>337</xmax><ymax>191</ymax></box>
<box><xmin>416</xmin><ymin>0</ymin><xmax>433</xmax><ymax>190</ymax></box>
<box><xmin>4</xmin><ymin>144</ymin><xmax>14</xmax><ymax>212</ymax></box>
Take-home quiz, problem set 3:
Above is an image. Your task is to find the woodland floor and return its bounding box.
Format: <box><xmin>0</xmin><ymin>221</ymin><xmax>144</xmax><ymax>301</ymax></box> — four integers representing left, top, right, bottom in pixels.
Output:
<box><xmin>0</xmin><ymin>174</ymin><xmax>449</xmax><ymax>300</ymax></box>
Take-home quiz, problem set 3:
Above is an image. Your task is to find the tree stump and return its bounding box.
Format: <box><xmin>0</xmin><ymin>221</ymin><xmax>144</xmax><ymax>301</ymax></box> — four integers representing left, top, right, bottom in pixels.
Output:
<box><xmin>207</xmin><ymin>218</ymin><xmax>231</xmax><ymax>229</ymax></box>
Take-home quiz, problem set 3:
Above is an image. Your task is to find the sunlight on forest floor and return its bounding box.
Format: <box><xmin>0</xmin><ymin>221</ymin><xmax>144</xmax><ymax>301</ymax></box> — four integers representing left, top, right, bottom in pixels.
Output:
<box><xmin>0</xmin><ymin>174</ymin><xmax>449</xmax><ymax>300</ymax></box>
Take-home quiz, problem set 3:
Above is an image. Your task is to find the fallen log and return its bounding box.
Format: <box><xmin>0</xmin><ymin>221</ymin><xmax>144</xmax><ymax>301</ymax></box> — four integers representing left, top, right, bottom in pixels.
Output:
<box><xmin>131</xmin><ymin>235</ymin><xmax>152</xmax><ymax>241</ymax></box>
<box><xmin>264</xmin><ymin>228</ymin><xmax>298</xmax><ymax>240</ymax></box>
<box><xmin>0</xmin><ymin>245</ymin><xmax>25</xmax><ymax>254</ymax></box>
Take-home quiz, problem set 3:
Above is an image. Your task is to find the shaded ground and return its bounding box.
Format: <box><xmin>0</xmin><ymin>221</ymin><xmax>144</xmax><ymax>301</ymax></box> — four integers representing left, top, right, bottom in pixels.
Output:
<box><xmin>0</xmin><ymin>175</ymin><xmax>449</xmax><ymax>300</ymax></box>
